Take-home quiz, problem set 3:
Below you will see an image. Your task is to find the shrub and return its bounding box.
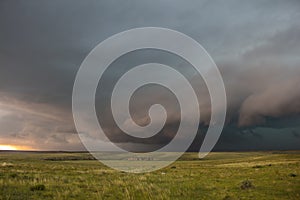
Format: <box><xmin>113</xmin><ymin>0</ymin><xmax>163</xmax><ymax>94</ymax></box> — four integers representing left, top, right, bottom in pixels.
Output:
<box><xmin>289</xmin><ymin>173</ymin><xmax>297</xmax><ymax>177</ymax></box>
<box><xmin>240</xmin><ymin>180</ymin><xmax>254</xmax><ymax>190</ymax></box>
<box><xmin>252</xmin><ymin>165</ymin><xmax>263</xmax><ymax>169</ymax></box>
<box><xmin>223</xmin><ymin>195</ymin><xmax>233</xmax><ymax>200</ymax></box>
<box><xmin>9</xmin><ymin>173</ymin><xmax>18</xmax><ymax>178</ymax></box>
<box><xmin>30</xmin><ymin>184</ymin><xmax>46</xmax><ymax>191</ymax></box>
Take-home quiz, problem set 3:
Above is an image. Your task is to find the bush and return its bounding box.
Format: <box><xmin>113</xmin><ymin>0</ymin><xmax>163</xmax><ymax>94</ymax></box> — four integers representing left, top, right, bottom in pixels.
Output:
<box><xmin>240</xmin><ymin>180</ymin><xmax>254</xmax><ymax>190</ymax></box>
<box><xmin>30</xmin><ymin>184</ymin><xmax>46</xmax><ymax>191</ymax></box>
<box><xmin>9</xmin><ymin>173</ymin><xmax>18</xmax><ymax>178</ymax></box>
<box><xmin>223</xmin><ymin>195</ymin><xmax>233</xmax><ymax>200</ymax></box>
<box><xmin>252</xmin><ymin>165</ymin><xmax>263</xmax><ymax>168</ymax></box>
<box><xmin>289</xmin><ymin>173</ymin><xmax>297</xmax><ymax>177</ymax></box>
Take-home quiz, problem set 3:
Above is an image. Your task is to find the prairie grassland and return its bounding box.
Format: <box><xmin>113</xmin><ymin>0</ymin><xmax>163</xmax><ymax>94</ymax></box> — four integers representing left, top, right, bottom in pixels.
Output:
<box><xmin>0</xmin><ymin>151</ymin><xmax>299</xmax><ymax>200</ymax></box>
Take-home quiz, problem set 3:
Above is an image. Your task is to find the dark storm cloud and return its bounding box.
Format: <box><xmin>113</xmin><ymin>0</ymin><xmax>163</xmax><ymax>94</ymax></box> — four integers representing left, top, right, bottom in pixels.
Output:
<box><xmin>292</xmin><ymin>130</ymin><xmax>300</xmax><ymax>138</ymax></box>
<box><xmin>0</xmin><ymin>0</ymin><xmax>300</xmax><ymax>150</ymax></box>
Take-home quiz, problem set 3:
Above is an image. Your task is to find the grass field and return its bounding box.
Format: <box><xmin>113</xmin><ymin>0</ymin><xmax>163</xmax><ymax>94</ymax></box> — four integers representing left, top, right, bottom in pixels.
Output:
<box><xmin>0</xmin><ymin>151</ymin><xmax>299</xmax><ymax>200</ymax></box>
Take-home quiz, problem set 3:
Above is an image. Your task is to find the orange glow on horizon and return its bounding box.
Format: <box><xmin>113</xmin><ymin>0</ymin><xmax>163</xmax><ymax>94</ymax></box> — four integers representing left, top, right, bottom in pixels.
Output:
<box><xmin>0</xmin><ymin>145</ymin><xmax>34</xmax><ymax>151</ymax></box>
<box><xmin>0</xmin><ymin>145</ymin><xmax>17</xmax><ymax>150</ymax></box>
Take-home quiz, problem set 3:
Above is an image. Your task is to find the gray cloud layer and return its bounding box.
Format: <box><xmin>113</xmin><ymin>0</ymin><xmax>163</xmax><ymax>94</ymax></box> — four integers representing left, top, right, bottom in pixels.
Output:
<box><xmin>0</xmin><ymin>0</ymin><xmax>299</xmax><ymax>150</ymax></box>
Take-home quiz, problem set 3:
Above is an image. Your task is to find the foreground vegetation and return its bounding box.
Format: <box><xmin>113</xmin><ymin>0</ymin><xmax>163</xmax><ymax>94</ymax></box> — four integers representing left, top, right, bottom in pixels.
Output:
<box><xmin>0</xmin><ymin>151</ymin><xmax>299</xmax><ymax>199</ymax></box>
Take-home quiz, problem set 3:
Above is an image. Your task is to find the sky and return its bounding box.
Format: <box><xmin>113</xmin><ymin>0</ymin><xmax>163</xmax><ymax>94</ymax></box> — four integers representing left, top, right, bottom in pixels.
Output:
<box><xmin>0</xmin><ymin>0</ymin><xmax>300</xmax><ymax>151</ymax></box>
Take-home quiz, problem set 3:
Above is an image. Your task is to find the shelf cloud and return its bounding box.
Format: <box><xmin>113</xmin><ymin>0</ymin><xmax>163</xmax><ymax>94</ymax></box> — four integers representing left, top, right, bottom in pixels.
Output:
<box><xmin>0</xmin><ymin>0</ymin><xmax>299</xmax><ymax>151</ymax></box>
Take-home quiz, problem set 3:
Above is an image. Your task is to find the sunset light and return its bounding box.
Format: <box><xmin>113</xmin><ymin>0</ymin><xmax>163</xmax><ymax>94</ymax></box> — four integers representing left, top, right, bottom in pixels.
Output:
<box><xmin>0</xmin><ymin>145</ymin><xmax>34</xmax><ymax>151</ymax></box>
<box><xmin>0</xmin><ymin>145</ymin><xmax>18</xmax><ymax>150</ymax></box>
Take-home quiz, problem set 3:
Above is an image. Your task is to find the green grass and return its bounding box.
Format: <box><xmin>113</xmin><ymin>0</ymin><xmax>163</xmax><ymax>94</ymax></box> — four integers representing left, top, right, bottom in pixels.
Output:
<box><xmin>0</xmin><ymin>151</ymin><xmax>299</xmax><ymax>199</ymax></box>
